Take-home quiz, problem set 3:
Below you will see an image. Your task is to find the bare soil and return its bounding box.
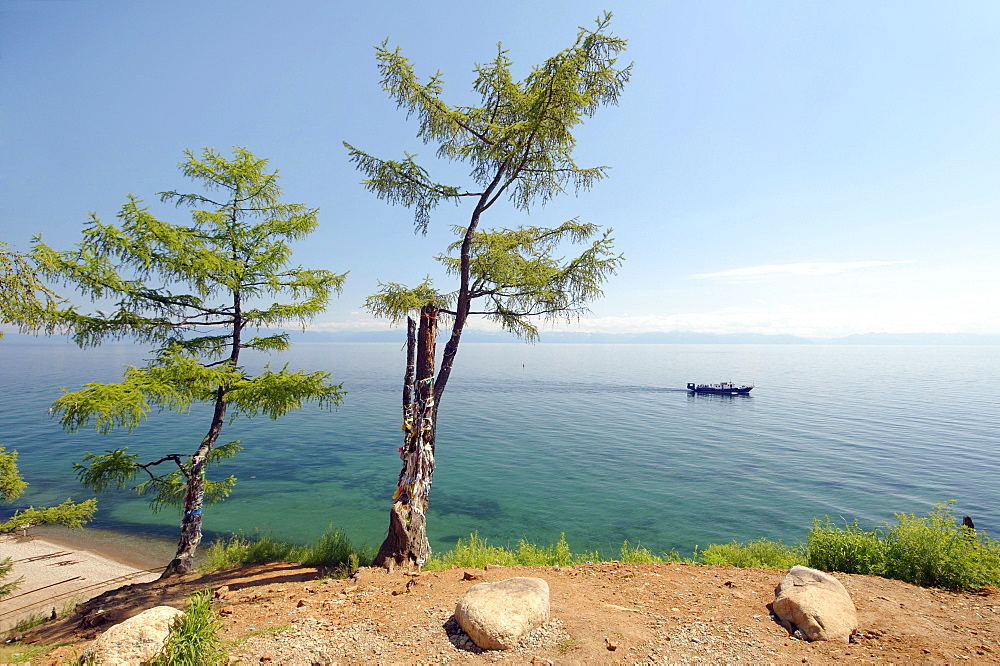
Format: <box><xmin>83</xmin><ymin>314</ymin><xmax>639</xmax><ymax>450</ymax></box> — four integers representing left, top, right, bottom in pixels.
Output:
<box><xmin>18</xmin><ymin>561</ymin><xmax>1000</xmax><ymax>664</ymax></box>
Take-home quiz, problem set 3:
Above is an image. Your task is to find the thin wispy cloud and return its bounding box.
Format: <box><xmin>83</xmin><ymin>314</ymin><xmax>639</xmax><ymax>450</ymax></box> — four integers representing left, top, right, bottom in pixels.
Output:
<box><xmin>692</xmin><ymin>260</ymin><xmax>918</xmax><ymax>280</ymax></box>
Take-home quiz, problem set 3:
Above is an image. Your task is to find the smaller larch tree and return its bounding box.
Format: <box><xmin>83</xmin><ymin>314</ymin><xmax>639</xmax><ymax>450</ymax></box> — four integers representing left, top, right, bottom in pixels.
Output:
<box><xmin>0</xmin><ymin>448</ymin><xmax>97</xmax><ymax>597</ymax></box>
<box><xmin>32</xmin><ymin>147</ymin><xmax>346</xmax><ymax>577</ymax></box>
<box><xmin>1</xmin><ymin>242</ymin><xmax>97</xmax><ymax>597</ymax></box>
<box><xmin>346</xmin><ymin>13</ymin><xmax>630</xmax><ymax>569</ymax></box>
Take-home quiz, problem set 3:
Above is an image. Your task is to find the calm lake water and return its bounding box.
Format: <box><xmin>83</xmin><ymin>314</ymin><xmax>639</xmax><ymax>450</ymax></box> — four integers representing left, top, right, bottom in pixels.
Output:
<box><xmin>2</xmin><ymin>341</ymin><xmax>998</xmax><ymax>556</ymax></box>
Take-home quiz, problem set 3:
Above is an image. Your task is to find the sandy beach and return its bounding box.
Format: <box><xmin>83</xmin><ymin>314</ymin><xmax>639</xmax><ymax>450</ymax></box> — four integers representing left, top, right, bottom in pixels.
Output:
<box><xmin>0</xmin><ymin>527</ymin><xmax>174</xmax><ymax>633</ymax></box>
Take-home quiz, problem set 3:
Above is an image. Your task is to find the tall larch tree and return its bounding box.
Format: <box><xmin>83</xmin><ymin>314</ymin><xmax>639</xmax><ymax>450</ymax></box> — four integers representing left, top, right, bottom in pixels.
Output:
<box><xmin>32</xmin><ymin>148</ymin><xmax>347</xmax><ymax>577</ymax></box>
<box><xmin>345</xmin><ymin>14</ymin><xmax>630</xmax><ymax>570</ymax></box>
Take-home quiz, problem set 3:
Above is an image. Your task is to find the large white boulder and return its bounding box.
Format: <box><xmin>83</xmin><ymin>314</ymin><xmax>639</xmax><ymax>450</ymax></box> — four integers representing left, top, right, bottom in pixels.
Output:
<box><xmin>455</xmin><ymin>576</ymin><xmax>550</xmax><ymax>650</ymax></box>
<box><xmin>772</xmin><ymin>565</ymin><xmax>858</xmax><ymax>642</ymax></box>
<box><xmin>82</xmin><ymin>605</ymin><xmax>182</xmax><ymax>665</ymax></box>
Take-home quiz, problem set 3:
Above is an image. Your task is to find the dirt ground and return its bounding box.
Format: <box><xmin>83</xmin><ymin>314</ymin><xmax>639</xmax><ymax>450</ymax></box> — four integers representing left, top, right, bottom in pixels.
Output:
<box><xmin>15</xmin><ymin>561</ymin><xmax>1000</xmax><ymax>664</ymax></box>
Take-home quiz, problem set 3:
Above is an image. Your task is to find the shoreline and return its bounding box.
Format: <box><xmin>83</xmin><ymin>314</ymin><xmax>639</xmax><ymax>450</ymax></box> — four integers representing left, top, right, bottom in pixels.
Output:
<box><xmin>0</xmin><ymin>526</ymin><xmax>178</xmax><ymax>633</ymax></box>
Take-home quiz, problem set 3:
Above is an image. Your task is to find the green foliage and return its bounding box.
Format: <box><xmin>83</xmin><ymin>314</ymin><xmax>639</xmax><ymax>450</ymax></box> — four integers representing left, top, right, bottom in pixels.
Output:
<box><xmin>347</xmin><ymin>13</ymin><xmax>630</xmax><ymax>229</ymax></box>
<box><xmin>0</xmin><ymin>556</ymin><xmax>20</xmax><ymax>598</ymax></box>
<box><xmin>350</xmin><ymin>13</ymin><xmax>629</xmax><ymax>347</ymax></box>
<box><xmin>0</xmin><ymin>238</ymin><xmax>63</xmax><ymax>338</ymax></box>
<box><xmin>33</xmin><ymin>148</ymin><xmax>346</xmax><ymax>548</ymax></box>
<box><xmin>368</xmin><ymin>221</ymin><xmax>624</xmax><ymax>341</ymax></box>
<box><xmin>0</xmin><ymin>447</ymin><xmax>27</xmax><ymax>501</ymax></box>
<box><xmin>152</xmin><ymin>590</ymin><xmax>227</xmax><ymax>666</ymax></box>
<box><xmin>806</xmin><ymin>501</ymin><xmax>1000</xmax><ymax>589</ymax></box>
<box><xmin>0</xmin><ymin>446</ymin><xmax>97</xmax><ymax>598</ymax></box>
<box><xmin>74</xmin><ymin>443</ymin><xmax>240</xmax><ymax>514</ymax></box>
<box><xmin>806</xmin><ymin>517</ymin><xmax>887</xmax><ymax>576</ymax></box>
<box><xmin>695</xmin><ymin>539</ymin><xmax>804</xmax><ymax>569</ymax></box>
<box><xmin>0</xmin><ymin>498</ymin><xmax>98</xmax><ymax>534</ymax></box>
<box><xmin>365</xmin><ymin>278</ymin><xmax>451</xmax><ymax>323</ymax></box>
<box><xmin>202</xmin><ymin>527</ymin><xmax>372</xmax><ymax>578</ymax></box>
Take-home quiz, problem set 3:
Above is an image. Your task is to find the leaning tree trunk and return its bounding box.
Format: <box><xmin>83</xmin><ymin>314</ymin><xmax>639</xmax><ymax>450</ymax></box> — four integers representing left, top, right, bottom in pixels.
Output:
<box><xmin>160</xmin><ymin>391</ymin><xmax>227</xmax><ymax>578</ymax></box>
<box><xmin>373</xmin><ymin>305</ymin><xmax>438</xmax><ymax>571</ymax></box>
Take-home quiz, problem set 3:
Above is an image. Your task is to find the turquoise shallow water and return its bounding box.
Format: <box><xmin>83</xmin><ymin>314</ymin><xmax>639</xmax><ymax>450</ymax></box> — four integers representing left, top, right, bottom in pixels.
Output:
<box><xmin>2</xmin><ymin>341</ymin><xmax>998</xmax><ymax>557</ymax></box>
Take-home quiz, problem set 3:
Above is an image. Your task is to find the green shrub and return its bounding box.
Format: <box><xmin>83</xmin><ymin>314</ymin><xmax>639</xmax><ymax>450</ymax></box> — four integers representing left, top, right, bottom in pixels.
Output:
<box><xmin>806</xmin><ymin>517</ymin><xmax>886</xmax><ymax>576</ymax></box>
<box><xmin>881</xmin><ymin>502</ymin><xmax>1000</xmax><ymax>588</ymax></box>
<box><xmin>806</xmin><ymin>501</ymin><xmax>1000</xmax><ymax>589</ymax></box>
<box><xmin>152</xmin><ymin>590</ymin><xmax>227</xmax><ymax>666</ymax></box>
<box><xmin>696</xmin><ymin>538</ymin><xmax>804</xmax><ymax>569</ymax></box>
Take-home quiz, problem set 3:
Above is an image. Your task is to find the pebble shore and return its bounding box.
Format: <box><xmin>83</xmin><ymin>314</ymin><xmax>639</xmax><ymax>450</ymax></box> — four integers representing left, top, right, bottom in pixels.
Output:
<box><xmin>0</xmin><ymin>527</ymin><xmax>170</xmax><ymax>632</ymax></box>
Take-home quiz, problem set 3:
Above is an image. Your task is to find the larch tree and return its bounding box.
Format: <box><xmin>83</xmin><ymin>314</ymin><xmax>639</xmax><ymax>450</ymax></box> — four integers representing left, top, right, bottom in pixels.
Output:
<box><xmin>345</xmin><ymin>14</ymin><xmax>630</xmax><ymax>570</ymax></box>
<box><xmin>0</xmin><ymin>446</ymin><xmax>97</xmax><ymax>599</ymax></box>
<box><xmin>32</xmin><ymin>147</ymin><xmax>347</xmax><ymax>577</ymax></box>
<box><xmin>0</xmin><ymin>238</ymin><xmax>62</xmax><ymax>338</ymax></box>
<box><xmin>1</xmin><ymin>243</ymin><xmax>97</xmax><ymax>597</ymax></box>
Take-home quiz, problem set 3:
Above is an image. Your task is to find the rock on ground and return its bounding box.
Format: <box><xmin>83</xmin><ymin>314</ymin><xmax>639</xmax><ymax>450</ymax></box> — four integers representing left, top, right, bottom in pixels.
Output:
<box><xmin>81</xmin><ymin>605</ymin><xmax>182</xmax><ymax>664</ymax></box>
<box><xmin>455</xmin><ymin>576</ymin><xmax>550</xmax><ymax>650</ymax></box>
<box><xmin>772</xmin><ymin>565</ymin><xmax>858</xmax><ymax>642</ymax></box>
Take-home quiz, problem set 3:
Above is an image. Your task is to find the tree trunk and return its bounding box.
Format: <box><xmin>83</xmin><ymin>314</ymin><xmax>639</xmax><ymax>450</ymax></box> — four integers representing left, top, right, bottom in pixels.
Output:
<box><xmin>159</xmin><ymin>454</ymin><xmax>208</xmax><ymax>577</ymax></box>
<box><xmin>373</xmin><ymin>305</ymin><xmax>438</xmax><ymax>571</ymax></box>
<box><xmin>160</xmin><ymin>389</ymin><xmax>228</xmax><ymax>578</ymax></box>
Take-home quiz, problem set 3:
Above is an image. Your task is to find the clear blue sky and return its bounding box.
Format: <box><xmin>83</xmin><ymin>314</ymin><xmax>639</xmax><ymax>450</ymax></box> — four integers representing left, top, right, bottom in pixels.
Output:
<box><xmin>3</xmin><ymin>1</ymin><xmax>998</xmax><ymax>338</ymax></box>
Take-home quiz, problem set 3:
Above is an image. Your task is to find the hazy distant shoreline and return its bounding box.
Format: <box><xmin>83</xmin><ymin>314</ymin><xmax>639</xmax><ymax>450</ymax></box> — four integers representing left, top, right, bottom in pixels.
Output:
<box><xmin>4</xmin><ymin>330</ymin><xmax>999</xmax><ymax>345</ymax></box>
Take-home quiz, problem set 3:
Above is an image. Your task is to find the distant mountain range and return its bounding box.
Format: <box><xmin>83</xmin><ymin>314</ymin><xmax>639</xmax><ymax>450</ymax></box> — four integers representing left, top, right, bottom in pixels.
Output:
<box><xmin>279</xmin><ymin>330</ymin><xmax>1000</xmax><ymax>345</ymax></box>
<box><xmin>4</xmin><ymin>329</ymin><xmax>998</xmax><ymax>346</ymax></box>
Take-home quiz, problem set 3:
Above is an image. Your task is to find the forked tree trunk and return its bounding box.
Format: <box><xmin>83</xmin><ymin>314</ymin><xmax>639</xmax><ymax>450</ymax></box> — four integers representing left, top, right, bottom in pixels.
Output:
<box><xmin>373</xmin><ymin>305</ymin><xmax>438</xmax><ymax>571</ymax></box>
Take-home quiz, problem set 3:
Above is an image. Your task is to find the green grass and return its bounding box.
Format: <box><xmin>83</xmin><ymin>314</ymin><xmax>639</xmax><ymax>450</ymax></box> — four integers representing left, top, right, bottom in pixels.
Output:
<box><xmin>618</xmin><ymin>540</ymin><xmax>681</xmax><ymax>564</ymax></box>
<box><xmin>151</xmin><ymin>590</ymin><xmax>227</xmax><ymax>666</ymax></box>
<box><xmin>696</xmin><ymin>538</ymin><xmax>804</xmax><ymax>569</ymax></box>
<box><xmin>9</xmin><ymin>611</ymin><xmax>52</xmax><ymax>634</ymax></box>
<box><xmin>203</xmin><ymin>502</ymin><xmax>1000</xmax><ymax>591</ymax></box>
<box><xmin>0</xmin><ymin>644</ymin><xmax>49</xmax><ymax>663</ymax></box>
<box><xmin>202</xmin><ymin>525</ymin><xmax>372</xmax><ymax>578</ymax></box>
<box><xmin>423</xmin><ymin>532</ymin><xmax>678</xmax><ymax>570</ymax></box>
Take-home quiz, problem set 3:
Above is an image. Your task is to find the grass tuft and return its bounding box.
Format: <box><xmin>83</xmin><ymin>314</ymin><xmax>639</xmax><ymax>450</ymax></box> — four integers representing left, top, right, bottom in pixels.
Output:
<box><xmin>424</xmin><ymin>532</ymin><xmax>677</xmax><ymax>570</ymax></box>
<box><xmin>0</xmin><ymin>644</ymin><xmax>49</xmax><ymax>663</ymax></box>
<box><xmin>151</xmin><ymin>590</ymin><xmax>227</xmax><ymax>665</ymax></box>
<box><xmin>695</xmin><ymin>538</ymin><xmax>804</xmax><ymax>569</ymax></box>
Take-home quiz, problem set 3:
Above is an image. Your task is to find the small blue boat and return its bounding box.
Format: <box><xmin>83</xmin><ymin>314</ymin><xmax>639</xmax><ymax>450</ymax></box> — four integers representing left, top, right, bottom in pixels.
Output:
<box><xmin>687</xmin><ymin>381</ymin><xmax>753</xmax><ymax>395</ymax></box>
